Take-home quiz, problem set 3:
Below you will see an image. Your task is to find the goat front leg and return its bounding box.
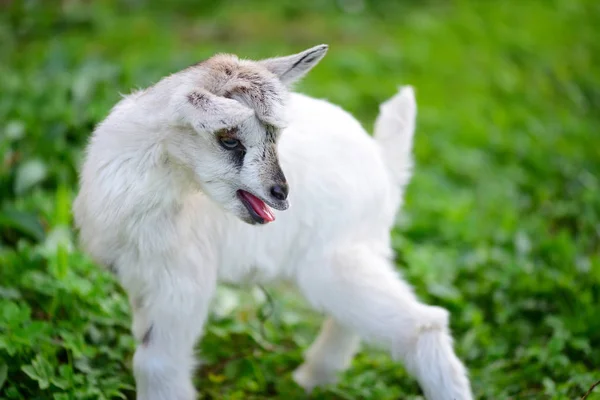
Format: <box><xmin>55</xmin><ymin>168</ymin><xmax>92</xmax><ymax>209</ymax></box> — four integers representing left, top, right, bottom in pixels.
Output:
<box><xmin>295</xmin><ymin>245</ymin><xmax>473</xmax><ymax>400</ymax></box>
<box><xmin>126</xmin><ymin>263</ymin><xmax>216</xmax><ymax>400</ymax></box>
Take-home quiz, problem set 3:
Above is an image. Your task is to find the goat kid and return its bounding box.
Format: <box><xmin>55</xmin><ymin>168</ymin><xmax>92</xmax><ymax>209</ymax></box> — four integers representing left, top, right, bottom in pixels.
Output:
<box><xmin>73</xmin><ymin>45</ymin><xmax>473</xmax><ymax>400</ymax></box>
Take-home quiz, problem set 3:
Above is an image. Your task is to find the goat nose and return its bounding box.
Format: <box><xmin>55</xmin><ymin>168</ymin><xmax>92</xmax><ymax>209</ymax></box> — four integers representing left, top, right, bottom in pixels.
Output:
<box><xmin>270</xmin><ymin>183</ymin><xmax>289</xmax><ymax>201</ymax></box>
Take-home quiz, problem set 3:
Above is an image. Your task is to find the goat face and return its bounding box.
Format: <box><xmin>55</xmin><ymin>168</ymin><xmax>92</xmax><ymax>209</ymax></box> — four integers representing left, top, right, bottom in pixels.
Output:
<box><xmin>165</xmin><ymin>45</ymin><xmax>328</xmax><ymax>224</ymax></box>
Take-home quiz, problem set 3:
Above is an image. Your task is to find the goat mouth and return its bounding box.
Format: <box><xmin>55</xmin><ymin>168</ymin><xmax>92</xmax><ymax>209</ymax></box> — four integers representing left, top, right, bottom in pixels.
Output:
<box><xmin>237</xmin><ymin>190</ymin><xmax>275</xmax><ymax>224</ymax></box>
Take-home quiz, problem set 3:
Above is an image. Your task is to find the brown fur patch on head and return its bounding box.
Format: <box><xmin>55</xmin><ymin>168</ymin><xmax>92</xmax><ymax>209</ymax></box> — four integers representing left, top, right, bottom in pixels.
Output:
<box><xmin>196</xmin><ymin>54</ymin><xmax>288</xmax><ymax>128</ymax></box>
<box><xmin>186</xmin><ymin>92</ymin><xmax>210</xmax><ymax>110</ymax></box>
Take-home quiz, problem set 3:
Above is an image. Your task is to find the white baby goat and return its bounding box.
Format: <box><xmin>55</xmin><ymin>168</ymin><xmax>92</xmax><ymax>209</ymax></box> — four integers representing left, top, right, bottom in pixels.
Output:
<box><xmin>73</xmin><ymin>45</ymin><xmax>473</xmax><ymax>400</ymax></box>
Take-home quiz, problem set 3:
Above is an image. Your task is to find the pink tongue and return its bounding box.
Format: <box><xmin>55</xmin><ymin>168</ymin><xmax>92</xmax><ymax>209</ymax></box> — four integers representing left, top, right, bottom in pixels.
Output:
<box><xmin>240</xmin><ymin>191</ymin><xmax>275</xmax><ymax>222</ymax></box>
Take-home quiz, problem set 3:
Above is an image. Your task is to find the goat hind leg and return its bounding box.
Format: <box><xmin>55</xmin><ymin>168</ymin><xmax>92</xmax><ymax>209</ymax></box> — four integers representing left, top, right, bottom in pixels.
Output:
<box><xmin>295</xmin><ymin>245</ymin><xmax>473</xmax><ymax>400</ymax></box>
<box><xmin>293</xmin><ymin>316</ymin><xmax>360</xmax><ymax>392</ymax></box>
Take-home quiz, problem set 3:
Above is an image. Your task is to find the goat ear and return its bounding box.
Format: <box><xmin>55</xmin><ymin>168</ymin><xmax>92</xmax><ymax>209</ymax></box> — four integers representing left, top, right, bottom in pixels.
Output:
<box><xmin>259</xmin><ymin>44</ymin><xmax>328</xmax><ymax>87</ymax></box>
<box><xmin>181</xmin><ymin>90</ymin><xmax>254</xmax><ymax>133</ymax></box>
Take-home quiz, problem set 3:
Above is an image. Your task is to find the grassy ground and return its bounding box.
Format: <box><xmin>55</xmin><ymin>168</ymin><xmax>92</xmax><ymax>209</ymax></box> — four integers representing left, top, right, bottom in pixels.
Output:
<box><xmin>1</xmin><ymin>0</ymin><xmax>599</xmax><ymax>399</ymax></box>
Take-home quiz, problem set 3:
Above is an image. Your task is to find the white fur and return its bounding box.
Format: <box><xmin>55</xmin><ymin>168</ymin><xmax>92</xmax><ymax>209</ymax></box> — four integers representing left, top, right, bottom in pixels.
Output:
<box><xmin>73</xmin><ymin>46</ymin><xmax>473</xmax><ymax>400</ymax></box>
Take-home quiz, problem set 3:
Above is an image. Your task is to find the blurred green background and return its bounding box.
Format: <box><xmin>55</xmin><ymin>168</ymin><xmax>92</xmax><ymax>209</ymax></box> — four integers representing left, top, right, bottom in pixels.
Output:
<box><xmin>1</xmin><ymin>0</ymin><xmax>599</xmax><ymax>399</ymax></box>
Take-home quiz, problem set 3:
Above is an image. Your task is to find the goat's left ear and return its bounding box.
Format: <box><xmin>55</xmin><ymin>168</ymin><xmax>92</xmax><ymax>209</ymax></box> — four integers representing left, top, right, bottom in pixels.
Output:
<box><xmin>258</xmin><ymin>44</ymin><xmax>328</xmax><ymax>87</ymax></box>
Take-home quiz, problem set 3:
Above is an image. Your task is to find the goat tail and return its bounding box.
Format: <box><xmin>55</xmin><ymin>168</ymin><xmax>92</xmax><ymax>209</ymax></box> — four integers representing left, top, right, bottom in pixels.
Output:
<box><xmin>373</xmin><ymin>85</ymin><xmax>417</xmax><ymax>189</ymax></box>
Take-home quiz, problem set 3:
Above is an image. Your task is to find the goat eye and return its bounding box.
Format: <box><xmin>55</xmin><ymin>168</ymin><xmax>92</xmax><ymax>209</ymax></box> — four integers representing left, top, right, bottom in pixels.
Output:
<box><xmin>219</xmin><ymin>137</ymin><xmax>240</xmax><ymax>150</ymax></box>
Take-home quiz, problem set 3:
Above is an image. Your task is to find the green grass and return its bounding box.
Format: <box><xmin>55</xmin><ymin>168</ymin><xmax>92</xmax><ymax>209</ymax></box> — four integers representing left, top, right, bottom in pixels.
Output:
<box><xmin>1</xmin><ymin>0</ymin><xmax>599</xmax><ymax>399</ymax></box>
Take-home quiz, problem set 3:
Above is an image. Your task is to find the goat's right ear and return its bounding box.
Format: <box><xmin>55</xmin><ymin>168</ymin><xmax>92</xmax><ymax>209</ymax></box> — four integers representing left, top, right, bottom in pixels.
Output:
<box><xmin>258</xmin><ymin>44</ymin><xmax>328</xmax><ymax>87</ymax></box>
<box><xmin>178</xmin><ymin>90</ymin><xmax>254</xmax><ymax>133</ymax></box>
